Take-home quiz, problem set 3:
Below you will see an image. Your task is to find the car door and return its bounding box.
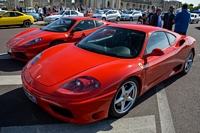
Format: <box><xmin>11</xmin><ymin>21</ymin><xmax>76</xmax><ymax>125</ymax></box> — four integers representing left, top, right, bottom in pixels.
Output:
<box><xmin>144</xmin><ymin>31</ymin><xmax>178</xmax><ymax>90</ymax></box>
<box><xmin>106</xmin><ymin>11</ymin><xmax>113</xmax><ymax>21</ymax></box>
<box><xmin>67</xmin><ymin>20</ymin><xmax>96</xmax><ymax>42</ymax></box>
<box><xmin>0</xmin><ymin>12</ymin><xmax>12</xmax><ymax>26</ymax></box>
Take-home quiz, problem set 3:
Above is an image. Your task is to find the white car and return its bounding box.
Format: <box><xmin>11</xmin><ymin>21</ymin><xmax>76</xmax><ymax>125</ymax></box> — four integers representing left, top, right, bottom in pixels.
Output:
<box><xmin>44</xmin><ymin>10</ymin><xmax>83</xmax><ymax>23</ymax></box>
<box><xmin>121</xmin><ymin>10</ymin><xmax>142</xmax><ymax>21</ymax></box>
<box><xmin>92</xmin><ymin>10</ymin><xmax>121</xmax><ymax>22</ymax></box>
<box><xmin>190</xmin><ymin>13</ymin><xmax>199</xmax><ymax>24</ymax></box>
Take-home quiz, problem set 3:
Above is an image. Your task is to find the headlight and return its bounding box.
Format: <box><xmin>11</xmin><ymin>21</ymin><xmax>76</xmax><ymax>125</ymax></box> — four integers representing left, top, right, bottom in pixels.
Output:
<box><xmin>25</xmin><ymin>38</ymin><xmax>42</xmax><ymax>46</ymax></box>
<box><xmin>58</xmin><ymin>76</ymin><xmax>100</xmax><ymax>94</ymax></box>
<box><xmin>26</xmin><ymin>53</ymin><xmax>42</xmax><ymax>69</ymax></box>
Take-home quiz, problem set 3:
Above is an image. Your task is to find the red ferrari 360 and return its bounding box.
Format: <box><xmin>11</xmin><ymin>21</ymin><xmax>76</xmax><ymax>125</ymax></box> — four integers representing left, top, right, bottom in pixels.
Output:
<box><xmin>6</xmin><ymin>17</ymin><xmax>110</xmax><ymax>61</ymax></box>
<box><xmin>22</xmin><ymin>24</ymin><xmax>196</xmax><ymax>124</ymax></box>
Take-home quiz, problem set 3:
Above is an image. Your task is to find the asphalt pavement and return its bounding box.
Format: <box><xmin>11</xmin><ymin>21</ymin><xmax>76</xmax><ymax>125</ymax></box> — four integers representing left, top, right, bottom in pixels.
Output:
<box><xmin>0</xmin><ymin>22</ymin><xmax>200</xmax><ymax>133</ymax></box>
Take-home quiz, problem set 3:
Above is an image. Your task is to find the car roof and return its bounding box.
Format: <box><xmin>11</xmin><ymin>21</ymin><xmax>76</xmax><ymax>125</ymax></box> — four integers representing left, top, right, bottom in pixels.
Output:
<box><xmin>108</xmin><ymin>24</ymin><xmax>168</xmax><ymax>33</ymax></box>
<box><xmin>62</xmin><ymin>16</ymin><xmax>101</xmax><ymax>21</ymax></box>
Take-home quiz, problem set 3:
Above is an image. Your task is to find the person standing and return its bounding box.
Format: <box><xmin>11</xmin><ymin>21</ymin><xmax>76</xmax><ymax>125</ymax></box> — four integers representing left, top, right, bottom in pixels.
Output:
<box><xmin>163</xmin><ymin>5</ymin><xmax>175</xmax><ymax>30</ymax></box>
<box><xmin>150</xmin><ymin>8</ymin><xmax>162</xmax><ymax>27</ymax></box>
<box><xmin>147</xmin><ymin>6</ymin><xmax>156</xmax><ymax>25</ymax></box>
<box><xmin>172</xmin><ymin>4</ymin><xmax>190</xmax><ymax>35</ymax></box>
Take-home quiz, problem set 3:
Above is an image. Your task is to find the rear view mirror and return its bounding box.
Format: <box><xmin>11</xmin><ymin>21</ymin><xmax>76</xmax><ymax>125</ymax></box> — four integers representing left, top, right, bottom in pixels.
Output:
<box><xmin>70</xmin><ymin>27</ymin><xmax>83</xmax><ymax>34</ymax></box>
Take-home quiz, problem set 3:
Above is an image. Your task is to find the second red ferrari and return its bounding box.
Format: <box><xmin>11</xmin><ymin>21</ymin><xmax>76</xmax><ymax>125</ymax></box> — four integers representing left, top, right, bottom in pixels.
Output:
<box><xmin>6</xmin><ymin>17</ymin><xmax>110</xmax><ymax>61</ymax></box>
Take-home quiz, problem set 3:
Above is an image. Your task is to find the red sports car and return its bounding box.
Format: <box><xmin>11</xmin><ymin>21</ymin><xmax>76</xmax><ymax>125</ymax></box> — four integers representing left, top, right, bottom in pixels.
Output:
<box><xmin>6</xmin><ymin>17</ymin><xmax>110</xmax><ymax>61</ymax></box>
<box><xmin>22</xmin><ymin>24</ymin><xmax>196</xmax><ymax>124</ymax></box>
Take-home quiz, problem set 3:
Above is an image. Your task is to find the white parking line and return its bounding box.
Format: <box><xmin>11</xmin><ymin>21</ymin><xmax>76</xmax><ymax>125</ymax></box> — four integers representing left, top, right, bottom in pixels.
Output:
<box><xmin>0</xmin><ymin>75</ymin><xmax>22</xmax><ymax>85</ymax></box>
<box><xmin>156</xmin><ymin>83</ymin><xmax>175</xmax><ymax>133</ymax></box>
<box><xmin>1</xmin><ymin>115</ymin><xmax>156</xmax><ymax>133</ymax></box>
<box><xmin>0</xmin><ymin>53</ymin><xmax>12</xmax><ymax>60</ymax></box>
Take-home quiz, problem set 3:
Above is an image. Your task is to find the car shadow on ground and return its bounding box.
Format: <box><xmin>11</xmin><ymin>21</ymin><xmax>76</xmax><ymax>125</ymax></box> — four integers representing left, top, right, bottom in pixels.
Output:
<box><xmin>0</xmin><ymin>55</ymin><xmax>26</xmax><ymax>72</ymax></box>
<box><xmin>195</xmin><ymin>27</ymin><xmax>200</xmax><ymax>30</ymax></box>
<box><xmin>0</xmin><ymin>26</ymin><xmax>27</xmax><ymax>29</ymax></box>
<box><xmin>0</xmin><ymin>73</ymin><xmax>185</xmax><ymax>132</ymax></box>
<box><xmin>133</xmin><ymin>73</ymin><xmax>184</xmax><ymax>108</ymax></box>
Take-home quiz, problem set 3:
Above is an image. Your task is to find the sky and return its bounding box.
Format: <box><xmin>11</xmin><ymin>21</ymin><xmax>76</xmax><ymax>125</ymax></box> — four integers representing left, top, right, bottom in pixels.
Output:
<box><xmin>179</xmin><ymin>0</ymin><xmax>200</xmax><ymax>6</ymax></box>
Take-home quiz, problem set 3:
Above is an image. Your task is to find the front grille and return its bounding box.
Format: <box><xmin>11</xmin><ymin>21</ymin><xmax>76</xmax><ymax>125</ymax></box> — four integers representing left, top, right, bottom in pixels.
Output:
<box><xmin>13</xmin><ymin>52</ymin><xmax>28</xmax><ymax>60</ymax></box>
<box><xmin>49</xmin><ymin>104</ymin><xmax>74</xmax><ymax>119</ymax></box>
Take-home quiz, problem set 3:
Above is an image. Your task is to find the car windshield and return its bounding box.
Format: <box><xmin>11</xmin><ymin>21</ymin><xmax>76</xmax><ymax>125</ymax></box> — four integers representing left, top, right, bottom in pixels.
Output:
<box><xmin>77</xmin><ymin>26</ymin><xmax>146</xmax><ymax>58</ymax></box>
<box><xmin>94</xmin><ymin>10</ymin><xmax>105</xmax><ymax>14</ymax></box>
<box><xmin>41</xmin><ymin>18</ymin><xmax>76</xmax><ymax>32</ymax></box>
<box><xmin>57</xmin><ymin>10</ymin><xmax>65</xmax><ymax>15</ymax></box>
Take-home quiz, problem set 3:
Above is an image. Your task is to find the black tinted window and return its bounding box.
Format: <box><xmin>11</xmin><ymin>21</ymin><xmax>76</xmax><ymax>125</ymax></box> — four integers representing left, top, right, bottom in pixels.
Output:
<box><xmin>146</xmin><ymin>32</ymin><xmax>170</xmax><ymax>54</ymax></box>
<box><xmin>95</xmin><ymin>20</ymin><xmax>104</xmax><ymax>27</ymax></box>
<box><xmin>64</xmin><ymin>11</ymin><xmax>70</xmax><ymax>15</ymax></box>
<box><xmin>41</xmin><ymin>18</ymin><xmax>76</xmax><ymax>32</ymax></box>
<box><xmin>71</xmin><ymin>11</ymin><xmax>78</xmax><ymax>15</ymax></box>
<box><xmin>74</xmin><ymin>20</ymin><xmax>95</xmax><ymax>30</ymax></box>
<box><xmin>166</xmin><ymin>32</ymin><xmax>176</xmax><ymax>45</ymax></box>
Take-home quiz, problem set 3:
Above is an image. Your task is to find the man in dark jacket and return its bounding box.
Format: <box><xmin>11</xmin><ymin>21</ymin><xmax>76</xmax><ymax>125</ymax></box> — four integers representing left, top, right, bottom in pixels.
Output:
<box><xmin>147</xmin><ymin>6</ymin><xmax>156</xmax><ymax>25</ymax></box>
<box><xmin>150</xmin><ymin>8</ymin><xmax>162</xmax><ymax>27</ymax></box>
<box><xmin>163</xmin><ymin>5</ymin><xmax>175</xmax><ymax>30</ymax></box>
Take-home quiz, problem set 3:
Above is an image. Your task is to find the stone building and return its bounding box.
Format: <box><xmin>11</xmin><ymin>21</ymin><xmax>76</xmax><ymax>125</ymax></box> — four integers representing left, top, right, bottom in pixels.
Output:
<box><xmin>1</xmin><ymin>0</ymin><xmax>167</xmax><ymax>12</ymax></box>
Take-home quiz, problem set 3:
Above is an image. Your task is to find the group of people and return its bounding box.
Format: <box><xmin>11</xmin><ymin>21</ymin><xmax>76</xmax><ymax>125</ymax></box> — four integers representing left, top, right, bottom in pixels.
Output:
<box><xmin>137</xmin><ymin>4</ymin><xmax>191</xmax><ymax>35</ymax></box>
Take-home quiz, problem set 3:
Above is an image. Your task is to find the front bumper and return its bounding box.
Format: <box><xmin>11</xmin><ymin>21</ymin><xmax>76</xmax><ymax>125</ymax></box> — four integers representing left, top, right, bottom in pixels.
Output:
<box><xmin>21</xmin><ymin>68</ymin><xmax>115</xmax><ymax>124</ymax></box>
<box><xmin>121</xmin><ymin>17</ymin><xmax>130</xmax><ymax>20</ymax></box>
<box><xmin>7</xmin><ymin>43</ymin><xmax>48</xmax><ymax>62</ymax></box>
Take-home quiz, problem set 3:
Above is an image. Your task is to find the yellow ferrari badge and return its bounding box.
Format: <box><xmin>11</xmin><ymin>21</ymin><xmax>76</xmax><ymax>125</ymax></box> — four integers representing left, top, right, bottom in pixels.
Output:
<box><xmin>138</xmin><ymin>63</ymin><xmax>144</xmax><ymax>69</ymax></box>
<box><xmin>37</xmin><ymin>75</ymin><xmax>41</xmax><ymax>79</ymax></box>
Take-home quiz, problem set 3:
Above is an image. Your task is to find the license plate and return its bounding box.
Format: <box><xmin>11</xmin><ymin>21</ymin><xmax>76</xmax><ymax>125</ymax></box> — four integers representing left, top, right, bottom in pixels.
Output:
<box><xmin>7</xmin><ymin>47</ymin><xmax>12</xmax><ymax>53</ymax></box>
<box><xmin>23</xmin><ymin>87</ymin><xmax>37</xmax><ymax>104</ymax></box>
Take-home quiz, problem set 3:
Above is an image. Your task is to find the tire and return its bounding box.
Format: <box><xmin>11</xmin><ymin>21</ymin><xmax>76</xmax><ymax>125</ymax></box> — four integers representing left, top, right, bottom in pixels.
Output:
<box><xmin>109</xmin><ymin>78</ymin><xmax>139</xmax><ymax>117</ymax></box>
<box><xmin>116</xmin><ymin>17</ymin><xmax>120</xmax><ymax>22</ymax></box>
<box><xmin>49</xmin><ymin>40</ymin><xmax>64</xmax><ymax>47</ymax></box>
<box><xmin>129</xmin><ymin>17</ymin><xmax>133</xmax><ymax>21</ymax></box>
<box><xmin>182</xmin><ymin>50</ymin><xmax>194</xmax><ymax>74</ymax></box>
<box><xmin>196</xmin><ymin>20</ymin><xmax>199</xmax><ymax>24</ymax></box>
<box><xmin>23</xmin><ymin>20</ymin><xmax>31</xmax><ymax>27</ymax></box>
<box><xmin>102</xmin><ymin>17</ymin><xmax>106</xmax><ymax>21</ymax></box>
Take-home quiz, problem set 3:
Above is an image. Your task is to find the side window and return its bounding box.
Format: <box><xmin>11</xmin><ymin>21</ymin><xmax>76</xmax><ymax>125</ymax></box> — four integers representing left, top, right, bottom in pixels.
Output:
<box><xmin>146</xmin><ymin>32</ymin><xmax>170</xmax><ymax>54</ymax></box>
<box><xmin>9</xmin><ymin>12</ymin><xmax>15</xmax><ymax>17</ymax></box>
<box><xmin>74</xmin><ymin>20</ymin><xmax>95</xmax><ymax>31</ymax></box>
<box><xmin>107</xmin><ymin>11</ymin><xmax>113</xmax><ymax>14</ymax></box>
<box><xmin>165</xmin><ymin>32</ymin><xmax>176</xmax><ymax>45</ymax></box>
<box><xmin>15</xmin><ymin>12</ymin><xmax>23</xmax><ymax>16</ymax></box>
<box><xmin>3</xmin><ymin>12</ymin><xmax>10</xmax><ymax>17</ymax></box>
<box><xmin>95</xmin><ymin>20</ymin><xmax>104</xmax><ymax>27</ymax></box>
<box><xmin>64</xmin><ymin>11</ymin><xmax>70</xmax><ymax>15</ymax></box>
<box><xmin>71</xmin><ymin>11</ymin><xmax>78</xmax><ymax>15</ymax></box>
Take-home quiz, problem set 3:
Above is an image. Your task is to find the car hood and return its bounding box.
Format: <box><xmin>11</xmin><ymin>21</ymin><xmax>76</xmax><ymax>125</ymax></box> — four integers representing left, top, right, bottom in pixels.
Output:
<box><xmin>29</xmin><ymin>44</ymin><xmax>119</xmax><ymax>86</ymax></box>
<box><xmin>8</xmin><ymin>28</ymin><xmax>54</xmax><ymax>47</ymax></box>
<box><xmin>46</xmin><ymin>15</ymin><xmax>62</xmax><ymax>19</ymax></box>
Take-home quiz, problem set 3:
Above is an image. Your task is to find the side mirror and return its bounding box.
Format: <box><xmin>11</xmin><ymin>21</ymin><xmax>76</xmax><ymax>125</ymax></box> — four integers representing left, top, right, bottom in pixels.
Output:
<box><xmin>144</xmin><ymin>48</ymin><xmax>164</xmax><ymax>58</ymax></box>
<box><xmin>70</xmin><ymin>27</ymin><xmax>83</xmax><ymax>34</ymax></box>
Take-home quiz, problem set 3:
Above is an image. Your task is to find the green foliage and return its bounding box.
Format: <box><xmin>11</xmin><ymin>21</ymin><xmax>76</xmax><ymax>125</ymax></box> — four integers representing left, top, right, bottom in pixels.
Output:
<box><xmin>181</xmin><ymin>3</ymin><xmax>200</xmax><ymax>12</ymax></box>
